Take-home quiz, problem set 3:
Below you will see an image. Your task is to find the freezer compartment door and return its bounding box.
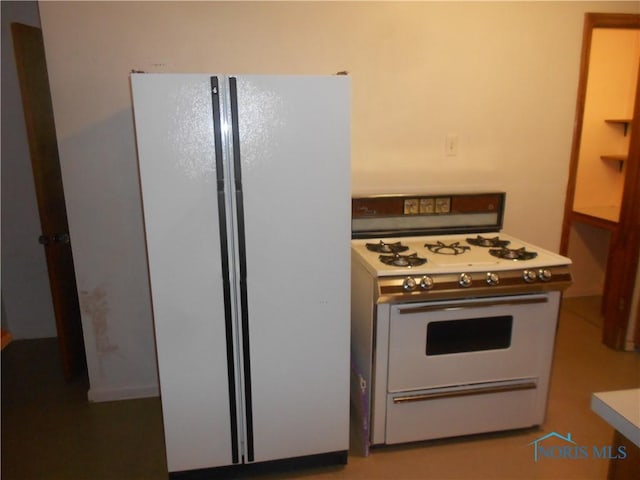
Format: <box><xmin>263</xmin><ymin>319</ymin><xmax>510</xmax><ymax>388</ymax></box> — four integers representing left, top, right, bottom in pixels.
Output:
<box><xmin>131</xmin><ymin>74</ymin><xmax>237</xmax><ymax>472</ymax></box>
<box><xmin>233</xmin><ymin>75</ymin><xmax>351</xmax><ymax>462</ymax></box>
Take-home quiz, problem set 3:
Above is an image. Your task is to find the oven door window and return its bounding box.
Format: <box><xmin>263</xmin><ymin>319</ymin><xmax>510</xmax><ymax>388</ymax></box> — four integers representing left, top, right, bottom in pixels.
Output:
<box><xmin>426</xmin><ymin>315</ymin><xmax>513</xmax><ymax>356</ymax></box>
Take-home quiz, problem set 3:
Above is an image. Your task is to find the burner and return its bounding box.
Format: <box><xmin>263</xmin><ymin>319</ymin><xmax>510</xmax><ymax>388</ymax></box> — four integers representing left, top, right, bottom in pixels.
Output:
<box><xmin>366</xmin><ymin>240</ymin><xmax>409</xmax><ymax>254</ymax></box>
<box><xmin>424</xmin><ymin>241</ymin><xmax>470</xmax><ymax>256</ymax></box>
<box><xmin>466</xmin><ymin>235</ymin><xmax>511</xmax><ymax>248</ymax></box>
<box><xmin>379</xmin><ymin>252</ymin><xmax>427</xmax><ymax>267</ymax></box>
<box><xmin>489</xmin><ymin>247</ymin><xmax>538</xmax><ymax>261</ymax></box>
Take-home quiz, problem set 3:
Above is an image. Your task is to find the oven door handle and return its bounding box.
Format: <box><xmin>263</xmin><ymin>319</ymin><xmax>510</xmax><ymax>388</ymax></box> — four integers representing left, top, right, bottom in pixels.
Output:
<box><xmin>398</xmin><ymin>296</ymin><xmax>548</xmax><ymax>314</ymax></box>
<box><xmin>392</xmin><ymin>381</ymin><xmax>538</xmax><ymax>404</ymax></box>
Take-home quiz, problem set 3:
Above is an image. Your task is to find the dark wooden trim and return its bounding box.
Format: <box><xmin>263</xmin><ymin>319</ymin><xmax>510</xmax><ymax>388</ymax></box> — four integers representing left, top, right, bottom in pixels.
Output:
<box><xmin>635</xmin><ymin>280</ymin><xmax>640</xmax><ymax>348</ymax></box>
<box><xmin>587</xmin><ymin>12</ymin><xmax>640</xmax><ymax>29</ymax></box>
<box><xmin>602</xmin><ymin>65</ymin><xmax>640</xmax><ymax>348</ymax></box>
<box><xmin>607</xmin><ymin>430</ymin><xmax>640</xmax><ymax>480</ymax></box>
<box><xmin>569</xmin><ymin>211</ymin><xmax>618</xmax><ymax>233</ymax></box>
<box><xmin>560</xmin><ymin>13</ymin><xmax>597</xmax><ymax>255</ymax></box>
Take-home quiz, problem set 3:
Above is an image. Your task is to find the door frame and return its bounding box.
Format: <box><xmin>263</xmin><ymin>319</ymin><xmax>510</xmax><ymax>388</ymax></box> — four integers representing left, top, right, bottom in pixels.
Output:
<box><xmin>608</xmin><ymin>64</ymin><xmax>640</xmax><ymax>349</ymax></box>
<box><xmin>560</xmin><ymin>13</ymin><xmax>640</xmax><ymax>349</ymax></box>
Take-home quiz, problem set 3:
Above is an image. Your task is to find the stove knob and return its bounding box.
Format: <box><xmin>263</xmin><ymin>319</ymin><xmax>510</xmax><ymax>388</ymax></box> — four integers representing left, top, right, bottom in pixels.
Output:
<box><xmin>523</xmin><ymin>270</ymin><xmax>537</xmax><ymax>283</ymax></box>
<box><xmin>459</xmin><ymin>273</ymin><xmax>472</xmax><ymax>288</ymax></box>
<box><xmin>403</xmin><ymin>277</ymin><xmax>417</xmax><ymax>291</ymax></box>
<box><xmin>419</xmin><ymin>275</ymin><xmax>434</xmax><ymax>290</ymax></box>
<box><xmin>538</xmin><ymin>269</ymin><xmax>552</xmax><ymax>282</ymax></box>
<box><xmin>486</xmin><ymin>272</ymin><xmax>500</xmax><ymax>286</ymax></box>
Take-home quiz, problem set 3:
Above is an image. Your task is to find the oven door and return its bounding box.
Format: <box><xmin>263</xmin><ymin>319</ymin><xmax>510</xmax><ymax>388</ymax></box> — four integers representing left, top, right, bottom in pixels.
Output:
<box><xmin>387</xmin><ymin>292</ymin><xmax>559</xmax><ymax>392</ymax></box>
<box><xmin>384</xmin><ymin>292</ymin><xmax>560</xmax><ymax>444</ymax></box>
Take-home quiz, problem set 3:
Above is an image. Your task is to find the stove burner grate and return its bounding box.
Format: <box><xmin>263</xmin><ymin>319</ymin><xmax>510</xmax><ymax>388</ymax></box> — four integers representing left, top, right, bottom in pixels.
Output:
<box><xmin>379</xmin><ymin>252</ymin><xmax>427</xmax><ymax>267</ymax></box>
<box><xmin>366</xmin><ymin>240</ymin><xmax>409</xmax><ymax>254</ymax></box>
<box><xmin>424</xmin><ymin>241</ymin><xmax>470</xmax><ymax>256</ymax></box>
<box><xmin>466</xmin><ymin>235</ymin><xmax>511</xmax><ymax>248</ymax></box>
<box><xmin>489</xmin><ymin>247</ymin><xmax>538</xmax><ymax>261</ymax></box>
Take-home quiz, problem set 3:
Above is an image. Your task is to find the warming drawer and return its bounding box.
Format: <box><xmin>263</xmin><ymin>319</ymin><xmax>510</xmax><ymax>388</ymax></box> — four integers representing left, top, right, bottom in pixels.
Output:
<box><xmin>385</xmin><ymin>379</ymin><xmax>542</xmax><ymax>445</ymax></box>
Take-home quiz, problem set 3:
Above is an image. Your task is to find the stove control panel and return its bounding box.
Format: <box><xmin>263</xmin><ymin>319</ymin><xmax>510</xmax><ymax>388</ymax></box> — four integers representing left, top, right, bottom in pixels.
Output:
<box><xmin>403</xmin><ymin>276</ymin><xmax>435</xmax><ymax>291</ymax></box>
<box><xmin>459</xmin><ymin>273</ymin><xmax>472</xmax><ymax>288</ymax></box>
<box><xmin>403</xmin><ymin>277</ymin><xmax>417</xmax><ymax>291</ymax></box>
<box><xmin>420</xmin><ymin>276</ymin><xmax>434</xmax><ymax>290</ymax></box>
<box><xmin>538</xmin><ymin>269</ymin><xmax>552</xmax><ymax>281</ymax></box>
<box><xmin>377</xmin><ymin>266</ymin><xmax>573</xmax><ymax>303</ymax></box>
<box><xmin>352</xmin><ymin>193</ymin><xmax>506</xmax><ymax>239</ymax></box>
<box><xmin>523</xmin><ymin>269</ymin><xmax>553</xmax><ymax>283</ymax></box>
<box><xmin>354</xmin><ymin>193</ymin><xmax>503</xmax><ymax>218</ymax></box>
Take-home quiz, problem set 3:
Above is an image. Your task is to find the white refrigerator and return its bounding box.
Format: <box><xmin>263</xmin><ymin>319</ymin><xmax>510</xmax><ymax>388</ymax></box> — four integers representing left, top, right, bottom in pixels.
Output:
<box><xmin>131</xmin><ymin>74</ymin><xmax>351</xmax><ymax>475</ymax></box>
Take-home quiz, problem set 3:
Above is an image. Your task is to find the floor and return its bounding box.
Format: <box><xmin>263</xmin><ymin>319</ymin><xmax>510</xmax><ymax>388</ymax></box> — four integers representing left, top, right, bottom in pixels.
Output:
<box><xmin>2</xmin><ymin>296</ymin><xmax>639</xmax><ymax>480</ymax></box>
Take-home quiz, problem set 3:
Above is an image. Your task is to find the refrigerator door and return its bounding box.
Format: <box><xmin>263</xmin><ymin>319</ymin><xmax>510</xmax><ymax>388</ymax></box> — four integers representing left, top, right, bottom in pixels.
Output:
<box><xmin>230</xmin><ymin>76</ymin><xmax>351</xmax><ymax>462</ymax></box>
<box><xmin>131</xmin><ymin>74</ymin><xmax>238</xmax><ymax>472</ymax></box>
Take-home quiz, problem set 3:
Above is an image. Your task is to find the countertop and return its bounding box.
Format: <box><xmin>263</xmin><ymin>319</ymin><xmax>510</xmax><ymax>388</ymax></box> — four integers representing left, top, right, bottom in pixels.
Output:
<box><xmin>591</xmin><ymin>388</ymin><xmax>640</xmax><ymax>448</ymax></box>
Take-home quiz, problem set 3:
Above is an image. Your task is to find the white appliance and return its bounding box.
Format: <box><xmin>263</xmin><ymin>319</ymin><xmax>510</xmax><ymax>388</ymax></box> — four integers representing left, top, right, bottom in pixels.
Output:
<box><xmin>350</xmin><ymin>193</ymin><xmax>572</xmax><ymax>451</ymax></box>
<box><xmin>131</xmin><ymin>74</ymin><xmax>351</xmax><ymax>476</ymax></box>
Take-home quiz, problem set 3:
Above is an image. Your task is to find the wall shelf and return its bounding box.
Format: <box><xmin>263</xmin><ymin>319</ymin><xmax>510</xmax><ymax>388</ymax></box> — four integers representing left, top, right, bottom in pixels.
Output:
<box><xmin>600</xmin><ymin>154</ymin><xmax>627</xmax><ymax>171</ymax></box>
<box><xmin>605</xmin><ymin>119</ymin><xmax>632</xmax><ymax>136</ymax></box>
<box><xmin>571</xmin><ymin>206</ymin><xmax>620</xmax><ymax>232</ymax></box>
<box><xmin>601</xmin><ymin>119</ymin><xmax>632</xmax><ymax>170</ymax></box>
<box><xmin>600</xmin><ymin>154</ymin><xmax>627</xmax><ymax>161</ymax></box>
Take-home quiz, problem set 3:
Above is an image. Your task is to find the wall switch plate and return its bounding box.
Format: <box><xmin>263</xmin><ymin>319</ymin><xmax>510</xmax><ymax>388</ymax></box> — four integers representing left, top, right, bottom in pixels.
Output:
<box><xmin>445</xmin><ymin>134</ymin><xmax>459</xmax><ymax>156</ymax></box>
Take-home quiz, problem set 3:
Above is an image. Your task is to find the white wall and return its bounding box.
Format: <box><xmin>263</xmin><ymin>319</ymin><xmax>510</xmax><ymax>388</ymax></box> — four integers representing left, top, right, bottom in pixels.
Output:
<box><xmin>565</xmin><ymin>223</ymin><xmax>610</xmax><ymax>297</ymax></box>
<box><xmin>1</xmin><ymin>0</ymin><xmax>57</xmax><ymax>339</ymax></box>
<box><xmin>37</xmin><ymin>1</ymin><xmax>640</xmax><ymax>401</ymax></box>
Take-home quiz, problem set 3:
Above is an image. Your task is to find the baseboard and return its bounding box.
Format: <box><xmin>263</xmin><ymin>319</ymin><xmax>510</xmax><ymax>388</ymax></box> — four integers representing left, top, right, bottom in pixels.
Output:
<box><xmin>169</xmin><ymin>450</ymin><xmax>348</xmax><ymax>479</ymax></box>
<box><xmin>88</xmin><ymin>383</ymin><xmax>159</xmax><ymax>402</ymax></box>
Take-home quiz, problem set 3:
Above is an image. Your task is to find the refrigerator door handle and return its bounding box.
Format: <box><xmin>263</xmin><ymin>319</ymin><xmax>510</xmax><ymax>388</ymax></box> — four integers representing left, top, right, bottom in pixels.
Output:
<box><xmin>229</xmin><ymin>76</ymin><xmax>255</xmax><ymax>463</ymax></box>
<box><xmin>211</xmin><ymin>76</ymin><xmax>240</xmax><ymax>465</ymax></box>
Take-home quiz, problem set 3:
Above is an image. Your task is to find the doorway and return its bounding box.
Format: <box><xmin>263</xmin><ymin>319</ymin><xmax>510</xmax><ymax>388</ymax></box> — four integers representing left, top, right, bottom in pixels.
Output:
<box><xmin>561</xmin><ymin>13</ymin><xmax>640</xmax><ymax>350</ymax></box>
<box><xmin>11</xmin><ymin>22</ymin><xmax>86</xmax><ymax>379</ymax></box>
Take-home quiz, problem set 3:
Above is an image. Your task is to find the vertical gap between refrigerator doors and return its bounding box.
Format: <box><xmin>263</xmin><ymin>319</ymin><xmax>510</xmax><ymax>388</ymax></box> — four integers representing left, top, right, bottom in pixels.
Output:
<box><xmin>211</xmin><ymin>76</ymin><xmax>240</xmax><ymax>465</ymax></box>
<box><xmin>229</xmin><ymin>76</ymin><xmax>255</xmax><ymax>463</ymax></box>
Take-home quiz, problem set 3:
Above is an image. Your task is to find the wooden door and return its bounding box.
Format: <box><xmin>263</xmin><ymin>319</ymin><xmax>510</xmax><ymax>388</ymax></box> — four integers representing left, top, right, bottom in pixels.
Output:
<box><xmin>11</xmin><ymin>23</ymin><xmax>86</xmax><ymax>379</ymax></box>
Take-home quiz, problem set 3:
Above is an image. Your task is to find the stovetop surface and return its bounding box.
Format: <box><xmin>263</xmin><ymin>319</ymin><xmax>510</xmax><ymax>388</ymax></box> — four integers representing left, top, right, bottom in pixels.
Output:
<box><xmin>352</xmin><ymin>232</ymin><xmax>572</xmax><ymax>277</ymax></box>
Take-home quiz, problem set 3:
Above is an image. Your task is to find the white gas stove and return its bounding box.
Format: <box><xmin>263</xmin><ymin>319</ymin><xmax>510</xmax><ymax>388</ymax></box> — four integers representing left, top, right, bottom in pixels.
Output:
<box><xmin>351</xmin><ymin>232</ymin><xmax>572</xmax><ymax>303</ymax></box>
<box><xmin>350</xmin><ymin>193</ymin><xmax>572</xmax><ymax>452</ymax></box>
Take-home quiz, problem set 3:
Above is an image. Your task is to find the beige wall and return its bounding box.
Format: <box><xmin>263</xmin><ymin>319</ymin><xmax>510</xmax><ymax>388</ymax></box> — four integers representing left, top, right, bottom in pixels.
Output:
<box><xmin>38</xmin><ymin>1</ymin><xmax>640</xmax><ymax>400</ymax></box>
